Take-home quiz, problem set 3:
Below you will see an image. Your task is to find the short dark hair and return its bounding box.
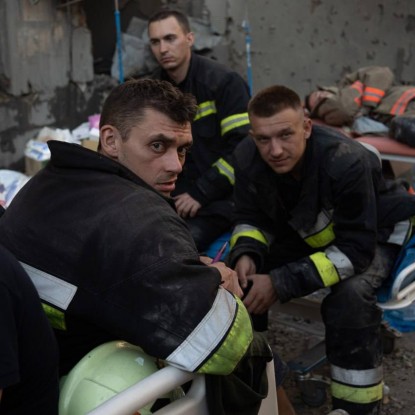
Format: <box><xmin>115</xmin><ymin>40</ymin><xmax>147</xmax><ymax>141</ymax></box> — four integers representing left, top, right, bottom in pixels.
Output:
<box><xmin>99</xmin><ymin>78</ymin><xmax>198</xmax><ymax>141</ymax></box>
<box><xmin>148</xmin><ymin>8</ymin><xmax>191</xmax><ymax>33</ymax></box>
<box><xmin>248</xmin><ymin>85</ymin><xmax>302</xmax><ymax>118</ymax></box>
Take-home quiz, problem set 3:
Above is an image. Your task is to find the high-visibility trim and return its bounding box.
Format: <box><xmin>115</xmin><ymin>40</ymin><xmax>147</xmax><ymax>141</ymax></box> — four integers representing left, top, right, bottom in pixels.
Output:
<box><xmin>198</xmin><ymin>296</ymin><xmax>253</xmax><ymax>374</ymax></box>
<box><xmin>331</xmin><ymin>364</ymin><xmax>383</xmax><ymax>386</ymax></box>
<box><xmin>42</xmin><ymin>303</ymin><xmax>66</xmax><ymax>330</ymax></box>
<box><xmin>324</xmin><ymin>245</ymin><xmax>354</xmax><ymax>280</ymax></box>
<box><xmin>309</xmin><ymin>252</ymin><xmax>340</xmax><ymax>287</ymax></box>
<box><xmin>194</xmin><ymin>100</ymin><xmax>217</xmax><ymax>121</ymax></box>
<box><xmin>20</xmin><ymin>262</ymin><xmax>77</xmax><ymax>310</ymax></box>
<box><xmin>362</xmin><ymin>86</ymin><xmax>385</xmax><ymax>104</ymax></box>
<box><xmin>299</xmin><ymin>209</ymin><xmax>335</xmax><ymax>248</ymax></box>
<box><xmin>331</xmin><ymin>381</ymin><xmax>383</xmax><ymax>404</ymax></box>
<box><xmin>387</xmin><ymin>219</ymin><xmax>411</xmax><ymax>245</ymax></box>
<box><xmin>220</xmin><ymin>112</ymin><xmax>250</xmax><ymax>136</ymax></box>
<box><xmin>350</xmin><ymin>81</ymin><xmax>363</xmax><ymax>105</ymax></box>
<box><xmin>213</xmin><ymin>158</ymin><xmax>235</xmax><ymax>185</ymax></box>
<box><xmin>166</xmin><ymin>288</ymin><xmax>252</xmax><ymax>374</ymax></box>
<box><xmin>230</xmin><ymin>224</ymin><xmax>270</xmax><ymax>248</ymax></box>
<box><xmin>390</xmin><ymin>88</ymin><xmax>415</xmax><ymax>115</ymax></box>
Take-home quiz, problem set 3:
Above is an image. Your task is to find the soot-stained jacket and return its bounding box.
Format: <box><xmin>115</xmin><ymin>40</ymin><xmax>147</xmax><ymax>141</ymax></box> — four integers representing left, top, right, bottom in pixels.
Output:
<box><xmin>229</xmin><ymin>125</ymin><xmax>415</xmax><ymax>303</ymax></box>
<box><xmin>0</xmin><ymin>141</ymin><xmax>253</xmax><ymax>376</ymax></box>
<box><xmin>153</xmin><ymin>52</ymin><xmax>251</xmax><ymax>213</ymax></box>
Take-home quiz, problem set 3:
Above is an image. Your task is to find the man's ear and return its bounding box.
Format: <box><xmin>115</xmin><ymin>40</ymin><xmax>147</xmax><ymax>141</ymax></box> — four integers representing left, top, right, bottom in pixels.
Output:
<box><xmin>304</xmin><ymin>117</ymin><xmax>312</xmax><ymax>139</ymax></box>
<box><xmin>100</xmin><ymin>125</ymin><xmax>119</xmax><ymax>158</ymax></box>
<box><xmin>186</xmin><ymin>31</ymin><xmax>195</xmax><ymax>48</ymax></box>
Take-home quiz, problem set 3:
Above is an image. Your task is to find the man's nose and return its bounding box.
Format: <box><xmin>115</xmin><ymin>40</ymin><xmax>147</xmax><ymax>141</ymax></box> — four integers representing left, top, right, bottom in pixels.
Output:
<box><xmin>166</xmin><ymin>152</ymin><xmax>183</xmax><ymax>173</ymax></box>
<box><xmin>270</xmin><ymin>139</ymin><xmax>283</xmax><ymax>157</ymax></box>
<box><xmin>160</xmin><ymin>40</ymin><xmax>168</xmax><ymax>53</ymax></box>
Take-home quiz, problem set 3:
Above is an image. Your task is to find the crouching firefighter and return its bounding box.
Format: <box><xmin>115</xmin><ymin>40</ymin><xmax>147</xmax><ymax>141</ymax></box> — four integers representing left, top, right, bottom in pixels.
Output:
<box><xmin>228</xmin><ymin>84</ymin><xmax>415</xmax><ymax>415</ymax></box>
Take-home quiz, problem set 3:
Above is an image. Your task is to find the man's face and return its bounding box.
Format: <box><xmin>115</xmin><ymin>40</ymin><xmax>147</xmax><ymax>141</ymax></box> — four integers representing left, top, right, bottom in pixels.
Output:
<box><xmin>249</xmin><ymin>107</ymin><xmax>312</xmax><ymax>177</ymax></box>
<box><xmin>102</xmin><ymin>108</ymin><xmax>192</xmax><ymax>197</ymax></box>
<box><xmin>148</xmin><ymin>16</ymin><xmax>193</xmax><ymax>73</ymax></box>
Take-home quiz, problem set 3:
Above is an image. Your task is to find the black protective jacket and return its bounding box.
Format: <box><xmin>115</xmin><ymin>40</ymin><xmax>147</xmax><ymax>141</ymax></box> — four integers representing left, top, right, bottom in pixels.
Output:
<box><xmin>229</xmin><ymin>125</ymin><xmax>415</xmax><ymax>303</ymax></box>
<box><xmin>0</xmin><ymin>141</ymin><xmax>253</xmax><ymax>377</ymax></box>
<box><xmin>153</xmin><ymin>52</ymin><xmax>251</xmax><ymax>213</ymax></box>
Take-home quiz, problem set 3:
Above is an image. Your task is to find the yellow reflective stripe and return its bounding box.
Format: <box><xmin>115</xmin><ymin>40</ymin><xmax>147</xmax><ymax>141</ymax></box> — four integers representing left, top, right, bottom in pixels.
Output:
<box><xmin>304</xmin><ymin>222</ymin><xmax>335</xmax><ymax>248</ymax></box>
<box><xmin>309</xmin><ymin>252</ymin><xmax>340</xmax><ymax>287</ymax></box>
<box><xmin>194</xmin><ymin>101</ymin><xmax>217</xmax><ymax>121</ymax></box>
<box><xmin>331</xmin><ymin>380</ymin><xmax>383</xmax><ymax>404</ymax></box>
<box><xmin>213</xmin><ymin>158</ymin><xmax>235</xmax><ymax>185</ymax></box>
<box><xmin>220</xmin><ymin>112</ymin><xmax>250</xmax><ymax>136</ymax></box>
<box><xmin>198</xmin><ymin>296</ymin><xmax>253</xmax><ymax>375</ymax></box>
<box><xmin>230</xmin><ymin>229</ymin><xmax>268</xmax><ymax>248</ymax></box>
<box><xmin>42</xmin><ymin>303</ymin><xmax>66</xmax><ymax>330</ymax></box>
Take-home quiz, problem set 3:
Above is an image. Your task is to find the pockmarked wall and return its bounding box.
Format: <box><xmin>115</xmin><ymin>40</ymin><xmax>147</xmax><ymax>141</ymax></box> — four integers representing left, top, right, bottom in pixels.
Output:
<box><xmin>226</xmin><ymin>0</ymin><xmax>415</xmax><ymax>98</ymax></box>
<box><xmin>1</xmin><ymin>0</ymin><xmax>414</xmax><ymax>170</ymax></box>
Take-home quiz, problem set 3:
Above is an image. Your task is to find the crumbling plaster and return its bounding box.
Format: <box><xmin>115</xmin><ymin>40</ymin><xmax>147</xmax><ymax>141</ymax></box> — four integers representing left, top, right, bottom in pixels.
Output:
<box><xmin>0</xmin><ymin>0</ymin><xmax>414</xmax><ymax>170</ymax></box>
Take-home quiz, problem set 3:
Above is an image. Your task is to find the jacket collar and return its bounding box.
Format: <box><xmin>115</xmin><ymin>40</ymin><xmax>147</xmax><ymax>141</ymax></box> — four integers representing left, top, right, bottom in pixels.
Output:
<box><xmin>47</xmin><ymin>140</ymin><xmax>176</xmax><ymax>209</ymax></box>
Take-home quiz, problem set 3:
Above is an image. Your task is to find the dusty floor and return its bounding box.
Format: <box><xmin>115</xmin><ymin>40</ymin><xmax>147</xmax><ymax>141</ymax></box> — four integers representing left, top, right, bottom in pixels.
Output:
<box><xmin>267</xmin><ymin>305</ymin><xmax>415</xmax><ymax>415</ymax></box>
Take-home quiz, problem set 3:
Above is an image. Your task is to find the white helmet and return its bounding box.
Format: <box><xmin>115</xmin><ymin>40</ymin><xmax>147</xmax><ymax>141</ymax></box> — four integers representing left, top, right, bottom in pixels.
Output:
<box><xmin>59</xmin><ymin>341</ymin><xmax>160</xmax><ymax>415</ymax></box>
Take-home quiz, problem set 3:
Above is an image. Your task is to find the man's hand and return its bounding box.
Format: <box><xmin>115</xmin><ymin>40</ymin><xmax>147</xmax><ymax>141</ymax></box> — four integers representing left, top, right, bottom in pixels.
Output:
<box><xmin>209</xmin><ymin>262</ymin><xmax>243</xmax><ymax>298</ymax></box>
<box><xmin>243</xmin><ymin>274</ymin><xmax>278</xmax><ymax>314</ymax></box>
<box><xmin>174</xmin><ymin>193</ymin><xmax>202</xmax><ymax>218</ymax></box>
<box><xmin>234</xmin><ymin>255</ymin><xmax>257</xmax><ymax>289</ymax></box>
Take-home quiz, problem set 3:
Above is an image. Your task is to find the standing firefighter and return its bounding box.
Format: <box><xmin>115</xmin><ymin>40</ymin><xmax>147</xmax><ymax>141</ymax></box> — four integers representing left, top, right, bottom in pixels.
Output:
<box><xmin>229</xmin><ymin>84</ymin><xmax>415</xmax><ymax>415</ymax></box>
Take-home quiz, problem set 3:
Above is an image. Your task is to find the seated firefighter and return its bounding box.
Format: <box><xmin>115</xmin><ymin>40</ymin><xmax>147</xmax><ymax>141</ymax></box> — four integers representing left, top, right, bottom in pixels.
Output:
<box><xmin>0</xmin><ymin>79</ymin><xmax>272</xmax><ymax>414</ymax></box>
<box><xmin>0</xmin><ymin>243</ymin><xmax>59</xmax><ymax>415</ymax></box>
<box><xmin>147</xmin><ymin>8</ymin><xmax>251</xmax><ymax>251</ymax></box>
<box><xmin>228</xmin><ymin>84</ymin><xmax>415</xmax><ymax>415</ymax></box>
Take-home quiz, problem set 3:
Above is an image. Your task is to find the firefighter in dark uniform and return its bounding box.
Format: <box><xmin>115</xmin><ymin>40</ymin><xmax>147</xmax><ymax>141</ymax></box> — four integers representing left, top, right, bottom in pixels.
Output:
<box><xmin>229</xmin><ymin>85</ymin><xmax>415</xmax><ymax>415</ymax></box>
<box><xmin>147</xmin><ymin>8</ymin><xmax>250</xmax><ymax>251</ymax></box>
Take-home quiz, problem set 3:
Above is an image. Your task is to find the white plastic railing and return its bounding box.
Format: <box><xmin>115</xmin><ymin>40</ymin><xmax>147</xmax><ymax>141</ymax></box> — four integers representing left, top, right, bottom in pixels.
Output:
<box><xmin>87</xmin><ymin>361</ymin><xmax>278</xmax><ymax>415</ymax></box>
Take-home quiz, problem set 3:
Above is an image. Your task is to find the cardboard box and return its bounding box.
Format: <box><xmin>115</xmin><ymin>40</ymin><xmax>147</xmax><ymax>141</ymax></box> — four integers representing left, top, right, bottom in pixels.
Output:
<box><xmin>25</xmin><ymin>156</ymin><xmax>49</xmax><ymax>176</ymax></box>
<box><xmin>81</xmin><ymin>139</ymin><xmax>99</xmax><ymax>151</ymax></box>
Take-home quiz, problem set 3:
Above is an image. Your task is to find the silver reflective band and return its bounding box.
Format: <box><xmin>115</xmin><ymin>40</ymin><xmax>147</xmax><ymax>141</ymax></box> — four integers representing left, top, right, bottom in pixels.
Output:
<box><xmin>297</xmin><ymin>208</ymin><xmax>333</xmax><ymax>239</ymax></box>
<box><xmin>387</xmin><ymin>219</ymin><xmax>411</xmax><ymax>245</ymax></box>
<box><xmin>20</xmin><ymin>262</ymin><xmax>77</xmax><ymax>310</ymax></box>
<box><xmin>331</xmin><ymin>364</ymin><xmax>383</xmax><ymax>386</ymax></box>
<box><xmin>166</xmin><ymin>287</ymin><xmax>236</xmax><ymax>372</ymax></box>
<box><xmin>325</xmin><ymin>245</ymin><xmax>354</xmax><ymax>280</ymax></box>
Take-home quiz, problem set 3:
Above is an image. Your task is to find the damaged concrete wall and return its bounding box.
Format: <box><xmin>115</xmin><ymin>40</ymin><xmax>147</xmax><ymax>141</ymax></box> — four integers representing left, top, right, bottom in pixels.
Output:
<box><xmin>0</xmin><ymin>0</ymin><xmax>113</xmax><ymax>170</ymax></box>
<box><xmin>1</xmin><ymin>0</ymin><xmax>414</xmax><ymax>170</ymax></box>
<box><xmin>226</xmin><ymin>0</ymin><xmax>415</xmax><ymax>98</ymax></box>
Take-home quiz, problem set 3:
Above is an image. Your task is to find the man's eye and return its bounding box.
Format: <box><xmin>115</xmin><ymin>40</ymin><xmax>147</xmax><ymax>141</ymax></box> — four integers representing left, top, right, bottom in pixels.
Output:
<box><xmin>281</xmin><ymin>131</ymin><xmax>293</xmax><ymax>140</ymax></box>
<box><xmin>151</xmin><ymin>142</ymin><xmax>165</xmax><ymax>152</ymax></box>
<box><xmin>255</xmin><ymin>136</ymin><xmax>268</xmax><ymax>143</ymax></box>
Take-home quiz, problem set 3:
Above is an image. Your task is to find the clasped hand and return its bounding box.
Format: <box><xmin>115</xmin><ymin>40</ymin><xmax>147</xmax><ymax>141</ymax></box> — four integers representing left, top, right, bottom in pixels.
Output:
<box><xmin>235</xmin><ymin>255</ymin><xmax>278</xmax><ymax>314</ymax></box>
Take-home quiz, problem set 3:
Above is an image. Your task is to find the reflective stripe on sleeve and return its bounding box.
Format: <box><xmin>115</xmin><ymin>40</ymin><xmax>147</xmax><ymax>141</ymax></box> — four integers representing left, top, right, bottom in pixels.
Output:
<box><xmin>324</xmin><ymin>245</ymin><xmax>354</xmax><ymax>280</ymax></box>
<box><xmin>390</xmin><ymin>88</ymin><xmax>415</xmax><ymax>115</ymax></box>
<box><xmin>20</xmin><ymin>262</ymin><xmax>77</xmax><ymax>310</ymax></box>
<box><xmin>309</xmin><ymin>252</ymin><xmax>340</xmax><ymax>287</ymax></box>
<box><xmin>298</xmin><ymin>209</ymin><xmax>335</xmax><ymax>248</ymax></box>
<box><xmin>166</xmin><ymin>288</ymin><xmax>253</xmax><ymax>374</ymax></box>
<box><xmin>387</xmin><ymin>219</ymin><xmax>411</xmax><ymax>245</ymax></box>
<box><xmin>194</xmin><ymin>101</ymin><xmax>217</xmax><ymax>121</ymax></box>
<box><xmin>220</xmin><ymin>112</ymin><xmax>250</xmax><ymax>136</ymax></box>
<box><xmin>362</xmin><ymin>86</ymin><xmax>385</xmax><ymax>104</ymax></box>
<box><xmin>230</xmin><ymin>224</ymin><xmax>270</xmax><ymax>248</ymax></box>
<box><xmin>213</xmin><ymin>158</ymin><xmax>235</xmax><ymax>185</ymax></box>
<box><xmin>42</xmin><ymin>303</ymin><xmax>66</xmax><ymax>330</ymax></box>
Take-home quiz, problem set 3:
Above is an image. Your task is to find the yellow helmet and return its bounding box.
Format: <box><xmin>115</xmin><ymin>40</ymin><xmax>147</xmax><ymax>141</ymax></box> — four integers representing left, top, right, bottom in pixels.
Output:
<box><xmin>59</xmin><ymin>341</ymin><xmax>160</xmax><ymax>415</ymax></box>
